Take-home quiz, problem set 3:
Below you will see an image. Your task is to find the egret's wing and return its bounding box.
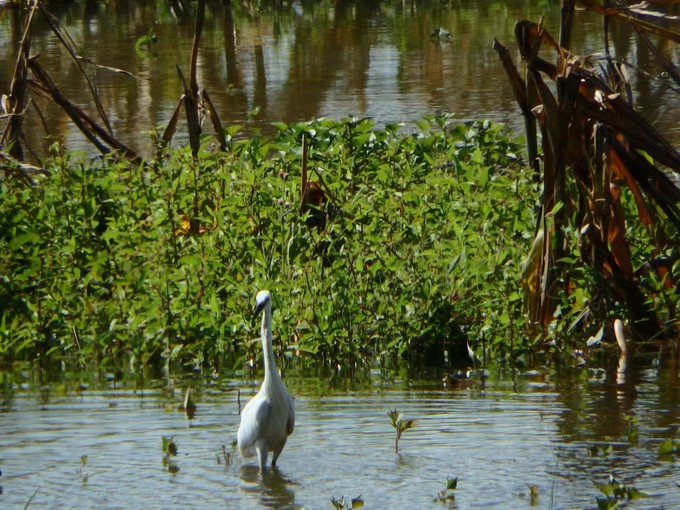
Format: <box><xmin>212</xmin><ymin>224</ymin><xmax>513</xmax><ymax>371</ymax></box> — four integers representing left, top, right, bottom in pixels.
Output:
<box><xmin>237</xmin><ymin>395</ymin><xmax>270</xmax><ymax>451</ymax></box>
<box><xmin>286</xmin><ymin>393</ymin><xmax>295</xmax><ymax>435</ymax></box>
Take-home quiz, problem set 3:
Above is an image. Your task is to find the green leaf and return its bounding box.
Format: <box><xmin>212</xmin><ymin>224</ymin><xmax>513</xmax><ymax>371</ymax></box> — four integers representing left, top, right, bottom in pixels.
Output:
<box><xmin>596</xmin><ymin>497</ymin><xmax>617</xmax><ymax>510</ymax></box>
<box><xmin>171</xmin><ymin>344</ymin><xmax>184</xmax><ymax>359</ymax></box>
<box><xmin>586</xmin><ymin>325</ymin><xmax>604</xmax><ymax>347</ymax></box>
<box><xmin>594</xmin><ymin>481</ymin><xmax>614</xmax><ymax>497</ymax></box>
<box><xmin>658</xmin><ymin>438</ymin><xmax>676</xmax><ymax>455</ymax></box>
<box><xmin>626</xmin><ymin>487</ymin><xmax>650</xmax><ymax>500</ymax></box>
<box><xmin>351</xmin><ymin>496</ymin><xmax>364</xmax><ymax>509</ymax></box>
<box><xmin>9</xmin><ymin>232</ymin><xmax>40</xmax><ymax>250</ymax></box>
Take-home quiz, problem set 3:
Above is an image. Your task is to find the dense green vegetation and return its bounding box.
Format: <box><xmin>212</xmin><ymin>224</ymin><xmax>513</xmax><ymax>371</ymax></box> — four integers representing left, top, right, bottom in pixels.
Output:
<box><xmin>1</xmin><ymin>116</ymin><xmax>541</xmax><ymax>371</ymax></box>
<box><xmin>5</xmin><ymin>114</ymin><xmax>670</xmax><ymax>373</ymax></box>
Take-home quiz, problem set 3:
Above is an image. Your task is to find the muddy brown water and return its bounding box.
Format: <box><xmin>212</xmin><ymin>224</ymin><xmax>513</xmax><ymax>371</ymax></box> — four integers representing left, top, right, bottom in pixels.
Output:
<box><xmin>0</xmin><ymin>0</ymin><xmax>678</xmax><ymax>160</ymax></box>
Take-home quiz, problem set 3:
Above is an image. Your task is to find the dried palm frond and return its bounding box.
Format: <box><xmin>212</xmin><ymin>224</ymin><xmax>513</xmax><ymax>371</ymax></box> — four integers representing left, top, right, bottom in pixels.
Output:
<box><xmin>495</xmin><ymin>0</ymin><xmax>680</xmax><ymax>340</ymax></box>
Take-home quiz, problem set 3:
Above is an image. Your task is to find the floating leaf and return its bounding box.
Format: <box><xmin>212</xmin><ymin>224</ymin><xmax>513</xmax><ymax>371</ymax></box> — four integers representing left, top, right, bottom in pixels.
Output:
<box><xmin>351</xmin><ymin>496</ymin><xmax>364</xmax><ymax>509</ymax></box>
<box><xmin>658</xmin><ymin>438</ymin><xmax>677</xmax><ymax>455</ymax></box>
<box><xmin>627</xmin><ymin>487</ymin><xmax>650</xmax><ymax>500</ymax></box>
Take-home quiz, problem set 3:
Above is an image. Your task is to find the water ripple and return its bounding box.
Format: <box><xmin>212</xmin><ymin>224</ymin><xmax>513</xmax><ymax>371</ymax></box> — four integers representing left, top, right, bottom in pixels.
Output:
<box><xmin>0</xmin><ymin>377</ymin><xmax>678</xmax><ymax>509</ymax></box>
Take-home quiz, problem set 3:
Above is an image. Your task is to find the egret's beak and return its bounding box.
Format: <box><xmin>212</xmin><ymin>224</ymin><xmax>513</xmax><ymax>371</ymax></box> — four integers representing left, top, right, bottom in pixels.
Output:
<box><xmin>251</xmin><ymin>301</ymin><xmax>266</xmax><ymax>327</ymax></box>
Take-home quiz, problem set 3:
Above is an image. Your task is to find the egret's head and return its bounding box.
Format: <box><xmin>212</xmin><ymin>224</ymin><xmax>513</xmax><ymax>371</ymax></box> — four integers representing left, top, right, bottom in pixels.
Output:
<box><xmin>252</xmin><ymin>290</ymin><xmax>271</xmax><ymax>325</ymax></box>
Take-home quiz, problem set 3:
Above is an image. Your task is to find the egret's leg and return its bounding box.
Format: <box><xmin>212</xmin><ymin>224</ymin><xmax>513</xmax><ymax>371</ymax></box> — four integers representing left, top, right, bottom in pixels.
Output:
<box><xmin>256</xmin><ymin>442</ymin><xmax>268</xmax><ymax>471</ymax></box>
<box><xmin>272</xmin><ymin>438</ymin><xmax>287</xmax><ymax>467</ymax></box>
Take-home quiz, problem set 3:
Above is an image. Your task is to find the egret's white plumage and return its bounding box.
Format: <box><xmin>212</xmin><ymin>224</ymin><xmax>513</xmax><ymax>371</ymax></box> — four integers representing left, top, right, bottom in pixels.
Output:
<box><xmin>237</xmin><ymin>290</ymin><xmax>295</xmax><ymax>471</ymax></box>
<box><xmin>614</xmin><ymin>318</ymin><xmax>628</xmax><ymax>385</ymax></box>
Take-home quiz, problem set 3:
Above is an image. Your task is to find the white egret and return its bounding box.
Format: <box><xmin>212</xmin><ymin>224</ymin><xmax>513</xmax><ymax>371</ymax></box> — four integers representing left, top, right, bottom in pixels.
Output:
<box><xmin>614</xmin><ymin>318</ymin><xmax>628</xmax><ymax>385</ymax></box>
<box><xmin>237</xmin><ymin>290</ymin><xmax>295</xmax><ymax>471</ymax></box>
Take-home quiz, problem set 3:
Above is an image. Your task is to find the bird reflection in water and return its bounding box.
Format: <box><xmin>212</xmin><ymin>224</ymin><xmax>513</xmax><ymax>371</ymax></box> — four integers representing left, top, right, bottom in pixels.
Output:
<box><xmin>239</xmin><ymin>464</ymin><xmax>297</xmax><ymax>508</ymax></box>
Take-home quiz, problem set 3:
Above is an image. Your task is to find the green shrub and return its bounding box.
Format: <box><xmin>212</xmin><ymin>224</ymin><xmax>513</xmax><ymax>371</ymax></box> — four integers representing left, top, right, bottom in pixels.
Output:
<box><xmin>0</xmin><ymin>115</ymin><xmax>536</xmax><ymax>371</ymax></box>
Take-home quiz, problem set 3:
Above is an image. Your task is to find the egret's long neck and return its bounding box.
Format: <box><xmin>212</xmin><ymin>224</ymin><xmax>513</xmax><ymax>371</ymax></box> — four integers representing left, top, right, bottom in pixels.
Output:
<box><xmin>261</xmin><ymin>304</ymin><xmax>279</xmax><ymax>383</ymax></box>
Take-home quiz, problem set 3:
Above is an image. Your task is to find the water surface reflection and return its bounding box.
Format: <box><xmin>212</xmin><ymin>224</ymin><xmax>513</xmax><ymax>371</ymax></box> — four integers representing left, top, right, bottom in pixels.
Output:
<box><xmin>1</xmin><ymin>0</ymin><xmax>677</xmax><ymax>160</ymax></box>
<box><xmin>239</xmin><ymin>464</ymin><xmax>297</xmax><ymax>508</ymax></box>
<box><xmin>1</xmin><ymin>366</ymin><xmax>679</xmax><ymax>509</ymax></box>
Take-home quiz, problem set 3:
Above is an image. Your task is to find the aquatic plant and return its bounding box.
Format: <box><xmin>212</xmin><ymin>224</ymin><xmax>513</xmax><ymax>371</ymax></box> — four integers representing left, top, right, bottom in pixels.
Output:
<box><xmin>78</xmin><ymin>454</ymin><xmax>89</xmax><ymax>484</ymax></box>
<box><xmin>218</xmin><ymin>443</ymin><xmax>236</xmax><ymax>466</ymax></box>
<box><xmin>587</xmin><ymin>444</ymin><xmax>612</xmax><ymax>457</ymax></box>
<box><xmin>162</xmin><ymin>436</ymin><xmax>179</xmax><ymax>473</ymax></box>
<box><xmin>623</xmin><ymin>414</ymin><xmax>639</xmax><ymax>444</ymax></box>
<box><xmin>658</xmin><ymin>437</ymin><xmax>680</xmax><ymax>456</ymax></box>
<box><xmin>182</xmin><ymin>387</ymin><xmax>196</xmax><ymax>418</ymax></box>
<box><xmin>387</xmin><ymin>408</ymin><xmax>416</xmax><ymax>454</ymax></box>
<box><xmin>594</xmin><ymin>474</ymin><xmax>649</xmax><ymax>508</ymax></box>
<box><xmin>134</xmin><ymin>25</ymin><xmax>157</xmax><ymax>55</ymax></box>
<box><xmin>526</xmin><ymin>484</ymin><xmax>539</xmax><ymax>506</ymax></box>
<box><xmin>433</xmin><ymin>477</ymin><xmax>457</xmax><ymax>504</ymax></box>
<box><xmin>330</xmin><ymin>495</ymin><xmax>364</xmax><ymax>509</ymax></box>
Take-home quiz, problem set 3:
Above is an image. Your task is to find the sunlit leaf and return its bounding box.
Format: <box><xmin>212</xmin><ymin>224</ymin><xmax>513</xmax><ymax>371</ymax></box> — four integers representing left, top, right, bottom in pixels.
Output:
<box><xmin>594</xmin><ymin>481</ymin><xmax>614</xmax><ymax>497</ymax></box>
<box><xmin>626</xmin><ymin>487</ymin><xmax>650</xmax><ymax>500</ymax></box>
<box><xmin>586</xmin><ymin>326</ymin><xmax>604</xmax><ymax>347</ymax></box>
<box><xmin>658</xmin><ymin>438</ymin><xmax>677</xmax><ymax>455</ymax></box>
<box><xmin>596</xmin><ymin>496</ymin><xmax>617</xmax><ymax>510</ymax></box>
<box><xmin>351</xmin><ymin>496</ymin><xmax>364</xmax><ymax>509</ymax></box>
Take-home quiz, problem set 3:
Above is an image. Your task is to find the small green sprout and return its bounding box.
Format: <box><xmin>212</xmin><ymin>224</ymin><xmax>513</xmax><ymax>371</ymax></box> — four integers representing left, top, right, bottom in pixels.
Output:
<box><xmin>659</xmin><ymin>437</ymin><xmax>680</xmax><ymax>455</ymax></box>
<box><xmin>623</xmin><ymin>415</ymin><xmax>639</xmax><ymax>443</ymax></box>
<box><xmin>387</xmin><ymin>408</ymin><xmax>416</xmax><ymax>454</ymax></box>
<box><xmin>594</xmin><ymin>473</ymin><xmax>650</xmax><ymax>508</ymax></box>
<box><xmin>134</xmin><ymin>25</ymin><xmax>157</xmax><ymax>53</ymax></box>
<box><xmin>162</xmin><ymin>436</ymin><xmax>178</xmax><ymax>456</ymax></box>
<box><xmin>527</xmin><ymin>484</ymin><xmax>539</xmax><ymax>506</ymax></box>
<box><xmin>434</xmin><ymin>476</ymin><xmax>458</xmax><ymax>504</ymax></box>
<box><xmin>78</xmin><ymin>454</ymin><xmax>89</xmax><ymax>484</ymax></box>
<box><xmin>162</xmin><ymin>436</ymin><xmax>179</xmax><ymax>474</ymax></box>
<box><xmin>588</xmin><ymin>444</ymin><xmax>613</xmax><ymax>457</ymax></box>
<box><xmin>218</xmin><ymin>443</ymin><xmax>236</xmax><ymax>466</ymax></box>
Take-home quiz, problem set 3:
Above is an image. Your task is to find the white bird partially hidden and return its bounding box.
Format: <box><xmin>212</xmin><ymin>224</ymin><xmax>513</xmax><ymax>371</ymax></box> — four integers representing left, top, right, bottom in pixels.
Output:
<box><xmin>614</xmin><ymin>318</ymin><xmax>628</xmax><ymax>385</ymax></box>
<box><xmin>237</xmin><ymin>290</ymin><xmax>295</xmax><ymax>471</ymax></box>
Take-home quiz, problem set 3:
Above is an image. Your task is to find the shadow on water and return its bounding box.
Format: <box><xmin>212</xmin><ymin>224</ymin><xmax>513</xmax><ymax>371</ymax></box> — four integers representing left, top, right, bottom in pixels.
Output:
<box><xmin>239</xmin><ymin>465</ymin><xmax>297</xmax><ymax>509</ymax></box>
